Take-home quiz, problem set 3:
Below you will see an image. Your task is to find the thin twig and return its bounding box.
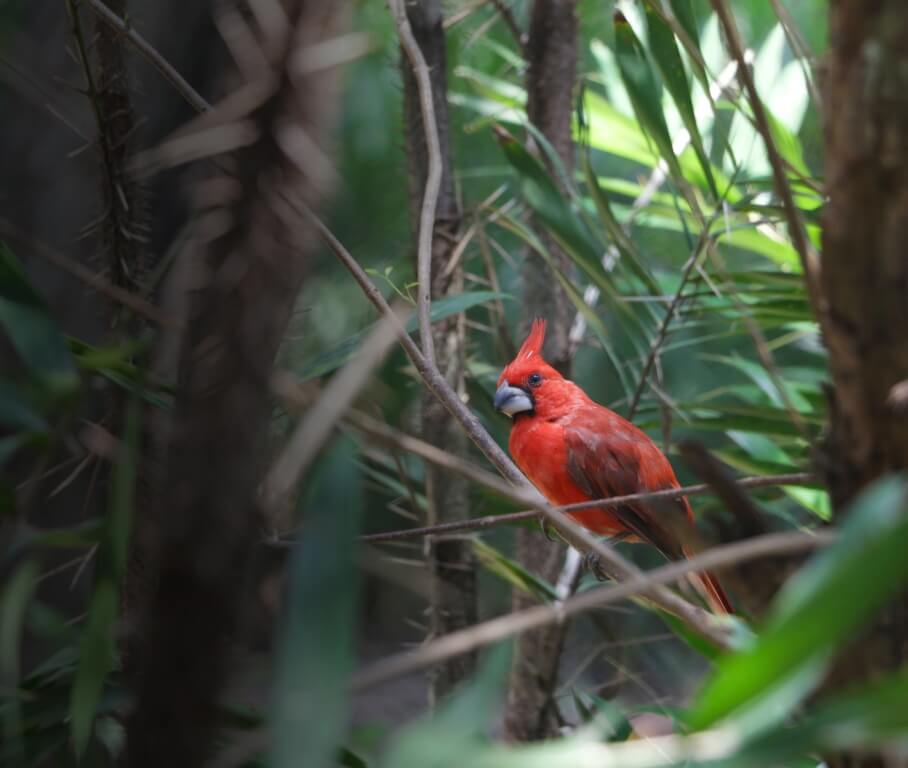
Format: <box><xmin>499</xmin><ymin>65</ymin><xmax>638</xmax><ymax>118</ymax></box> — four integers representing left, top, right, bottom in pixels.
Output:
<box><xmin>355</xmin><ymin>472</ymin><xmax>814</xmax><ymax>543</ymax></box>
<box><xmin>388</xmin><ymin>0</ymin><xmax>442</xmax><ymax>366</ymax></box>
<box><xmin>266</xmin><ymin>459</ymin><xmax>812</xmax><ymax>545</ymax></box>
<box><xmin>350</xmin><ymin>528</ymin><xmax>834</xmax><ymax>691</ymax></box>
<box><xmin>0</xmin><ymin>218</ymin><xmax>174</xmax><ymax>327</ymax></box>
<box><xmin>490</xmin><ymin>0</ymin><xmax>526</xmax><ymax>55</ymax></box>
<box><xmin>82</xmin><ymin>0</ymin><xmax>211</xmax><ymax>114</ymax></box>
<box><xmin>709</xmin><ymin>0</ymin><xmax>822</xmax><ymax>309</ymax></box>
<box><xmin>262</xmin><ymin>308</ymin><xmax>406</xmax><ymax>523</ymax></box>
<box><xmin>627</xmin><ymin>226</ymin><xmax>714</xmax><ymax>420</ymax></box>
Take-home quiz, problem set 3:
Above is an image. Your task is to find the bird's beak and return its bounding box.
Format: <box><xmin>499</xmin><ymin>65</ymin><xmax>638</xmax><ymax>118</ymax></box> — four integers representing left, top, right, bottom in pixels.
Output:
<box><xmin>493</xmin><ymin>380</ymin><xmax>534</xmax><ymax>417</ymax></box>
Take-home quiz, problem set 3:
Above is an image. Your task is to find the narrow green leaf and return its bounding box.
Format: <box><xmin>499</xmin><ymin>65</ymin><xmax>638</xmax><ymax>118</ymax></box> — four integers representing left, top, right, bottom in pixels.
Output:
<box><xmin>644</xmin><ymin>5</ymin><xmax>717</xmax><ymax>197</ymax></box>
<box><xmin>689</xmin><ymin>476</ymin><xmax>908</xmax><ymax>731</ymax></box>
<box><xmin>69</xmin><ymin>389</ymin><xmax>140</xmax><ymax>756</ymax></box>
<box><xmin>1</xmin><ymin>559</ymin><xmax>40</xmax><ymax>764</ymax></box>
<box><xmin>271</xmin><ymin>437</ymin><xmax>362</xmax><ymax>768</ymax></box>
<box><xmin>380</xmin><ymin>645</ymin><xmax>511</xmax><ymax>768</ymax></box>
<box><xmin>613</xmin><ymin>13</ymin><xmax>684</xmax><ymax>186</ymax></box>
<box><xmin>473</xmin><ymin>539</ymin><xmax>557</xmax><ymax>602</ymax></box>
<box><xmin>0</xmin><ymin>244</ymin><xmax>78</xmax><ymax>394</ymax></box>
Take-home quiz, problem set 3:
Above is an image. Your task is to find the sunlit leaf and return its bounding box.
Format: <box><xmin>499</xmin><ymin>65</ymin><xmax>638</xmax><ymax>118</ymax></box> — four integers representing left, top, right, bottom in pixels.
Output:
<box><xmin>689</xmin><ymin>476</ymin><xmax>908</xmax><ymax>732</ymax></box>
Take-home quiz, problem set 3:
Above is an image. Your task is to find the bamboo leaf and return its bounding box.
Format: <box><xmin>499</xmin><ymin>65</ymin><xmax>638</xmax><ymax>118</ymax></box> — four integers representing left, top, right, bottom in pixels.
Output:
<box><xmin>271</xmin><ymin>436</ymin><xmax>362</xmax><ymax>768</ymax></box>
<box><xmin>69</xmin><ymin>388</ymin><xmax>140</xmax><ymax>756</ymax></box>
<box><xmin>613</xmin><ymin>12</ymin><xmax>684</xmax><ymax>186</ymax></box>
<box><xmin>689</xmin><ymin>476</ymin><xmax>908</xmax><ymax>732</ymax></box>
<box><xmin>0</xmin><ymin>244</ymin><xmax>78</xmax><ymax>395</ymax></box>
<box><xmin>644</xmin><ymin>4</ymin><xmax>717</xmax><ymax>197</ymax></box>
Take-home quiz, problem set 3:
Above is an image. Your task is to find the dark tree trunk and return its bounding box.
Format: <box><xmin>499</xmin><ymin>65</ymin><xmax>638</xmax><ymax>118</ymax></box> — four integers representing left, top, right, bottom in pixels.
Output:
<box><xmin>123</xmin><ymin>4</ymin><xmax>346</xmax><ymax>766</ymax></box>
<box><xmin>400</xmin><ymin>0</ymin><xmax>477</xmax><ymax>702</ymax></box>
<box><xmin>505</xmin><ymin>0</ymin><xmax>578</xmax><ymax>742</ymax></box>
<box><xmin>820</xmin><ymin>2</ymin><xmax>908</xmax><ymax>764</ymax></box>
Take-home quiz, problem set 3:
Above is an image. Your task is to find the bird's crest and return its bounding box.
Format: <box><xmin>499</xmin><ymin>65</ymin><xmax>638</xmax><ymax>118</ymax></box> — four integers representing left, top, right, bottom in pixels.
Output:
<box><xmin>517</xmin><ymin>318</ymin><xmax>546</xmax><ymax>361</ymax></box>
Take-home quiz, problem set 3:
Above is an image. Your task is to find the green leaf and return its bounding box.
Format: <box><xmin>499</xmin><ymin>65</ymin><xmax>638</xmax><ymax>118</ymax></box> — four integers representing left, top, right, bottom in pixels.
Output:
<box><xmin>271</xmin><ymin>436</ymin><xmax>363</xmax><ymax>768</ymax></box>
<box><xmin>379</xmin><ymin>645</ymin><xmax>511</xmax><ymax>768</ymax></box>
<box><xmin>297</xmin><ymin>291</ymin><xmax>511</xmax><ymax>382</ymax></box>
<box><xmin>69</xmin><ymin>389</ymin><xmax>140</xmax><ymax>756</ymax></box>
<box><xmin>493</xmin><ymin>127</ymin><xmax>653</xmax><ymax>355</ymax></box>
<box><xmin>1</xmin><ymin>559</ymin><xmax>40</xmax><ymax>763</ymax></box>
<box><xmin>644</xmin><ymin>4</ymin><xmax>717</xmax><ymax>197</ymax></box>
<box><xmin>0</xmin><ymin>382</ymin><xmax>47</xmax><ymax>433</ymax></box>
<box><xmin>689</xmin><ymin>476</ymin><xmax>908</xmax><ymax>732</ymax></box>
<box><xmin>473</xmin><ymin>539</ymin><xmax>557</xmax><ymax>602</ymax></box>
<box><xmin>613</xmin><ymin>12</ymin><xmax>684</xmax><ymax>186</ymax></box>
<box><xmin>0</xmin><ymin>243</ymin><xmax>78</xmax><ymax>394</ymax></box>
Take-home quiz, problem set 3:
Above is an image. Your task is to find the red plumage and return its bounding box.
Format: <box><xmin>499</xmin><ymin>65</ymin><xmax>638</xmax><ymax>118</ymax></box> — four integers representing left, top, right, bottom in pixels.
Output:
<box><xmin>495</xmin><ymin>319</ymin><xmax>732</xmax><ymax>614</ymax></box>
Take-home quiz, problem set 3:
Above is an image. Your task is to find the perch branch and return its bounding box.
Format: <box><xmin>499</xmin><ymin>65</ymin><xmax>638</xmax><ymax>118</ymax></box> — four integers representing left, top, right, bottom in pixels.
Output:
<box><xmin>351</xmin><ymin>528</ymin><xmax>834</xmax><ymax>690</ymax></box>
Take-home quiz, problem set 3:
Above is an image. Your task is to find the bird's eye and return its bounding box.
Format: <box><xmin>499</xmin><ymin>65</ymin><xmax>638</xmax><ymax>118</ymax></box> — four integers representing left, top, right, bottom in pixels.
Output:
<box><xmin>527</xmin><ymin>372</ymin><xmax>542</xmax><ymax>387</ymax></box>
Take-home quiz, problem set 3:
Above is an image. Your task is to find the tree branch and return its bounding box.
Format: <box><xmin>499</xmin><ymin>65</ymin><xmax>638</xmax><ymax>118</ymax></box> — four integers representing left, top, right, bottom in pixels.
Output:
<box><xmin>709</xmin><ymin>0</ymin><xmax>822</xmax><ymax>310</ymax></box>
<box><xmin>350</xmin><ymin>528</ymin><xmax>834</xmax><ymax>691</ymax></box>
<box><xmin>82</xmin><ymin>0</ymin><xmax>211</xmax><ymax>114</ymax></box>
<box><xmin>388</xmin><ymin>0</ymin><xmax>442</xmax><ymax>366</ymax></box>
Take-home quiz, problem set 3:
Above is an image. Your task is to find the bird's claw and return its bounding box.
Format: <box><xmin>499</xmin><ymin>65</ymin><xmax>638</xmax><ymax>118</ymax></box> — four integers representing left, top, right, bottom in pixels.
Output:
<box><xmin>582</xmin><ymin>552</ymin><xmax>610</xmax><ymax>582</ymax></box>
<box><xmin>539</xmin><ymin>517</ymin><xmax>561</xmax><ymax>542</ymax></box>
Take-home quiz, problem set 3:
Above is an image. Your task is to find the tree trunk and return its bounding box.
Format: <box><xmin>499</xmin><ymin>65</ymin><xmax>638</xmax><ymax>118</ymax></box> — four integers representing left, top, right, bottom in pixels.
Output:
<box><xmin>400</xmin><ymin>0</ymin><xmax>477</xmax><ymax>703</ymax></box>
<box><xmin>820</xmin><ymin>2</ymin><xmax>908</xmax><ymax>764</ymax></box>
<box><xmin>123</xmin><ymin>4</ymin><xmax>345</xmax><ymax>766</ymax></box>
<box><xmin>505</xmin><ymin>0</ymin><xmax>578</xmax><ymax>742</ymax></box>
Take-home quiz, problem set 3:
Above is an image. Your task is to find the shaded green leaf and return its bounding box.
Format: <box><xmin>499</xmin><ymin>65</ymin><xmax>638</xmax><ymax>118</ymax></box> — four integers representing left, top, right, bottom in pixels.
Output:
<box><xmin>271</xmin><ymin>436</ymin><xmax>362</xmax><ymax>768</ymax></box>
<box><xmin>0</xmin><ymin>244</ymin><xmax>77</xmax><ymax>394</ymax></box>
<box><xmin>69</xmin><ymin>389</ymin><xmax>140</xmax><ymax>756</ymax></box>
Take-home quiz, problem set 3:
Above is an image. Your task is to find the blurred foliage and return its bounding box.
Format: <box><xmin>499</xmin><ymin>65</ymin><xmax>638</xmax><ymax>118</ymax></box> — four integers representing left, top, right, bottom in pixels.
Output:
<box><xmin>3</xmin><ymin>1</ymin><xmax>908</xmax><ymax>767</ymax></box>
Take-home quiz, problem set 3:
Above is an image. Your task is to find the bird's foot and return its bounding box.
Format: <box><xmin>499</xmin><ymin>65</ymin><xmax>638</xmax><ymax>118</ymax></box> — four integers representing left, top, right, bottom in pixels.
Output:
<box><xmin>582</xmin><ymin>552</ymin><xmax>610</xmax><ymax>582</ymax></box>
<box><xmin>539</xmin><ymin>517</ymin><xmax>561</xmax><ymax>542</ymax></box>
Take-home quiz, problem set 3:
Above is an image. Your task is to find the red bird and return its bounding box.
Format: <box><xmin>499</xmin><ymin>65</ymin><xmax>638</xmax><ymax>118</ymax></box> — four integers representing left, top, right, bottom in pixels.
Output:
<box><xmin>494</xmin><ymin>319</ymin><xmax>732</xmax><ymax>614</ymax></box>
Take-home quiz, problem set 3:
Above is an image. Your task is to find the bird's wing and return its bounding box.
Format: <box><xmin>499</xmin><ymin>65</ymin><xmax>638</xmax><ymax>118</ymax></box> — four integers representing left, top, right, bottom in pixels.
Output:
<box><xmin>562</xmin><ymin>411</ymin><xmax>690</xmax><ymax>560</ymax></box>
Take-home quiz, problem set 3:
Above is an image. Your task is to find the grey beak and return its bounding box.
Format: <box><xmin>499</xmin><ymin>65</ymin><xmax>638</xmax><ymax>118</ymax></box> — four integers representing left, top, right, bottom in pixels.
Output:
<box><xmin>493</xmin><ymin>380</ymin><xmax>534</xmax><ymax>417</ymax></box>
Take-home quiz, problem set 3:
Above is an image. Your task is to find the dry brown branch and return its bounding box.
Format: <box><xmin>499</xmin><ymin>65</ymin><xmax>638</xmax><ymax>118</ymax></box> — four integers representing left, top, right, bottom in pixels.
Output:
<box><xmin>82</xmin><ymin>0</ymin><xmax>211</xmax><ymax>114</ymax></box>
<box><xmin>65</xmin><ymin>0</ymin><xmax>148</xmax><ymax>295</ymax></box>
<box><xmin>351</xmin><ymin>528</ymin><xmax>834</xmax><ymax>691</ymax></box>
<box><xmin>627</xmin><ymin>225</ymin><xmax>714</xmax><ymax>420</ymax></box>
<box><xmin>395</xmin><ymin>0</ymin><xmax>477</xmax><ymax>698</ymax></box>
<box><xmin>388</xmin><ymin>0</ymin><xmax>442</xmax><ymax>366</ymax></box>
<box><xmin>490</xmin><ymin>0</ymin><xmax>527</xmax><ymax>54</ymax></box>
<box><xmin>358</xmin><ymin>472</ymin><xmax>814</xmax><ymax>543</ymax></box>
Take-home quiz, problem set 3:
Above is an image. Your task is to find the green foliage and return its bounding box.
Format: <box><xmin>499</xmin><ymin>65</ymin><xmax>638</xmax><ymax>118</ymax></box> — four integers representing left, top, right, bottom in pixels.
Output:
<box><xmin>271</xmin><ymin>437</ymin><xmax>364</xmax><ymax>768</ymax></box>
<box><xmin>69</xmin><ymin>388</ymin><xmax>140</xmax><ymax>757</ymax></box>
<box><xmin>5</xmin><ymin>2</ymin><xmax>906</xmax><ymax>768</ymax></box>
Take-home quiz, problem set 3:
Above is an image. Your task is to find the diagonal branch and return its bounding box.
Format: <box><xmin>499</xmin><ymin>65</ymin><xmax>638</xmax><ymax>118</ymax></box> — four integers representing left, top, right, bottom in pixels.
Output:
<box><xmin>82</xmin><ymin>0</ymin><xmax>211</xmax><ymax>114</ymax></box>
<box><xmin>350</xmin><ymin>528</ymin><xmax>834</xmax><ymax>691</ymax></box>
<box><xmin>709</xmin><ymin>0</ymin><xmax>822</xmax><ymax>311</ymax></box>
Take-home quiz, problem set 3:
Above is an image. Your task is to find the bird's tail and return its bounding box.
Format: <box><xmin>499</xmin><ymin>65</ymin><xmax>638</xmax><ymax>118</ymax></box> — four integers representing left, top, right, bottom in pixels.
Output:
<box><xmin>689</xmin><ymin>570</ymin><xmax>734</xmax><ymax>614</ymax></box>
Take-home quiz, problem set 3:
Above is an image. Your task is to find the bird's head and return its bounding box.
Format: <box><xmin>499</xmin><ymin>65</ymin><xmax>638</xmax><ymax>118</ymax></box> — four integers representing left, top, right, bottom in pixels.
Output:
<box><xmin>494</xmin><ymin>318</ymin><xmax>569</xmax><ymax>419</ymax></box>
